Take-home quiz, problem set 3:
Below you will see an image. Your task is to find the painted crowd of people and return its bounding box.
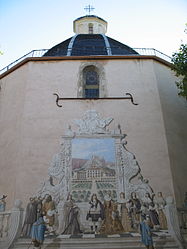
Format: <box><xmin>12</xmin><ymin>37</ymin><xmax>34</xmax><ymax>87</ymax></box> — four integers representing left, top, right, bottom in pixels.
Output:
<box><xmin>1</xmin><ymin>189</ymin><xmax>187</xmax><ymax>249</ymax></box>
<box><xmin>21</xmin><ymin>195</ymin><xmax>56</xmax><ymax>248</ymax></box>
<box><xmin>20</xmin><ymin>191</ymin><xmax>168</xmax><ymax>248</ymax></box>
<box><xmin>86</xmin><ymin>191</ymin><xmax>168</xmax><ymax>235</ymax></box>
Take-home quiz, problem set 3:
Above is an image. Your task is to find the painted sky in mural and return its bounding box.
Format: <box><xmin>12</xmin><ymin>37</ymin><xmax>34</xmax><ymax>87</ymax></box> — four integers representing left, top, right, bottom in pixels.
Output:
<box><xmin>72</xmin><ymin>138</ymin><xmax>115</xmax><ymax>163</ymax></box>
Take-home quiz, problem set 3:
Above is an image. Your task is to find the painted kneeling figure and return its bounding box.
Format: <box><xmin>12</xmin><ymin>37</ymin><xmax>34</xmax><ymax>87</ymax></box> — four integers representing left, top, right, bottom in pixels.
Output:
<box><xmin>31</xmin><ymin>215</ymin><xmax>46</xmax><ymax>249</ymax></box>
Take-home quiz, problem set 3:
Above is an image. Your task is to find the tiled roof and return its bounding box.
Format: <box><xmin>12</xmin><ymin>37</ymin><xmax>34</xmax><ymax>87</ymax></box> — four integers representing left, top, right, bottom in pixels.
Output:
<box><xmin>43</xmin><ymin>34</ymin><xmax>138</xmax><ymax>57</ymax></box>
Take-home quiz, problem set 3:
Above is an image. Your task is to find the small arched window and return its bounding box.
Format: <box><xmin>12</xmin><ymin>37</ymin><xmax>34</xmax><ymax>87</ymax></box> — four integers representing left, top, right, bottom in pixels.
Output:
<box><xmin>83</xmin><ymin>66</ymin><xmax>99</xmax><ymax>98</ymax></box>
<box><xmin>88</xmin><ymin>23</ymin><xmax>93</xmax><ymax>34</ymax></box>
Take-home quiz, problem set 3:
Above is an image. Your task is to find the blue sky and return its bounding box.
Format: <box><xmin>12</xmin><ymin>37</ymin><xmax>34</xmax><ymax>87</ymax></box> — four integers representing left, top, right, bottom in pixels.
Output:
<box><xmin>0</xmin><ymin>0</ymin><xmax>187</xmax><ymax>69</ymax></box>
<box><xmin>72</xmin><ymin>138</ymin><xmax>115</xmax><ymax>162</ymax></box>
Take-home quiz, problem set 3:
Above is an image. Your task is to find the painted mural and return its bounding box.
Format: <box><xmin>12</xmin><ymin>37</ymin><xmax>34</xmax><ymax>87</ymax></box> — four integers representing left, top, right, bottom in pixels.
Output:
<box><xmin>19</xmin><ymin>110</ymin><xmax>169</xmax><ymax>243</ymax></box>
<box><xmin>71</xmin><ymin>138</ymin><xmax>116</xmax><ymax>203</ymax></box>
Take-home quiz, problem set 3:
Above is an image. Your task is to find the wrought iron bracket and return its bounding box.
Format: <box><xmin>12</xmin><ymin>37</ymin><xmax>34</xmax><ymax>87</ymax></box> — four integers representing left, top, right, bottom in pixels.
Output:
<box><xmin>53</xmin><ymin>93</ymin><xmax>138</xmax><ymax>108</ymax></box>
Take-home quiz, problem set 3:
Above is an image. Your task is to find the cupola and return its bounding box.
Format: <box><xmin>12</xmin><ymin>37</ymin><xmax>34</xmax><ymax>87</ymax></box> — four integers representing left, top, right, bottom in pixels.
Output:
<box><xmin>43</xmin><ymin>15</ymin><xmax>138</xmax><ymax>57</ymax></box>
<box><xmin>73</xmin><ymin>15</ymin><xmax>107</xmax><ymax>34</ymax></box>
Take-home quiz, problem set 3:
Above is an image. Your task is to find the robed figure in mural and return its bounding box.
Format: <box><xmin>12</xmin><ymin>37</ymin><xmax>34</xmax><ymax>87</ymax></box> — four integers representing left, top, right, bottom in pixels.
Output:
<box><xmin>56</xmin><ymin>196</ymin><xmax>65</xmax><ymax>234</ymax></box>
<box><xmin>61</xmin><ymin>194</ymin><xmax>74</xmax><ymax>233</ymax></box>
<box><xmin>118</xmin><ymin>192</ymin><xmax>132</xmax><ymax>232</ymax></box>
<box><xmin>31</xmin><ymin>216</ymin><xmax>46</xmax><ymax>249</ymax></box>
<box><xmin>139</xmin><ymin>193</ymin><xmax>159</xmax><ymax>230</ymax></box>
<box><xmin>35</xmin><ymin>196</ymin><xmax>44</xmax><ymax>220</ymax></box>
<box><xmin>62</xmin><ymin>205</ymin><xmax>81</xmax><ymax>235</ymax></box>
<box><xmin>155</xmin><ymin>192</ymin><xmax>167</xmax><ymax>229</ymax></box>
<box><xmin>99</xmin><ymin>193</ymin><xmax>124</xmax><ymax>234</ymax></box>
<box><xmin>42</xmin><ymin>195</ymin><xmax>56</xmax><ymax>234</ymax></box>
<box><xmin>148</xmin><ymin>202</ymin><xmax>160</xmax><ymax>229</ymax></box>
<box><xmin>141</xmin><ymin>193</ymin><xmax>154</xmax><ymax>221</ymax></box>
<box><xmin>111</xmin><ymin>202</ymin><xmax>125</xmax><ymax>233</ymax></box>
<box><xmin>140</xmin><ymin>215</ymin><xmax>155</xmax><ymax>249</ymax></box>
<box><xmin>129</xmin><ymin>192</ymin><xmax>141</xmax><ymax>230</ymax></box>
<box><xmin>62</xmin><ymin>194</ymin><xmax>82</xmax><ymax>235</ymax></box>
<box><xmin>22</xmin><ymin>197</ymin><xmax>37</xmax><ymax>237</ymax></box>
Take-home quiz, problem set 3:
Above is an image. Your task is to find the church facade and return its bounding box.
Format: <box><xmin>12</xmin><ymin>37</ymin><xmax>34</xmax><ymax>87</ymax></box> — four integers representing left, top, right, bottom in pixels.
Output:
<box><xmin>0</xmin><ymin>14</ymin><xmax>187</xmax><ymax>244</ymax></box>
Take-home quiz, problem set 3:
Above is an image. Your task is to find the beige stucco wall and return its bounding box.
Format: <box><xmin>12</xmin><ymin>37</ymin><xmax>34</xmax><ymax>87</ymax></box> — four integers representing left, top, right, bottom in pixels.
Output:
<box><xmin>0</xmin><ymin>64</ymin><xmax>28</xmax><ymax>207</ymax></box>
<box><xmin>154</xmin><ymin>62</ymin><xmax>187</xmax><ymax>206</ymax></box>
<box><xmin>0</xmin><ymin>58</ymin><xmax>185</xmax><ymax>209</ymax></box>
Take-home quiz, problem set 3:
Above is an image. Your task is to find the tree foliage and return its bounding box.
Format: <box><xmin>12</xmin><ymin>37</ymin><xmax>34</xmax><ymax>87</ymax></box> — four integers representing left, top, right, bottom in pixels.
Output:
<box><xmin>171</xmin><ymin>25</ymin><xmax>187</xmax><ymax>99</ymax></box>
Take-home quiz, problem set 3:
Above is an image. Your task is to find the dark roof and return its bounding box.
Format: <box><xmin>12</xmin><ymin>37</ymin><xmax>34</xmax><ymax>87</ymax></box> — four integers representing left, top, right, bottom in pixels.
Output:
<box><xmin>43</xmin><ymin>34</ymin><xmax>138</xmax><ymax>57</ymax></box>
<box><xmin>43</xmin><ymin>37</ymin><xmax>71</xmax><ymax>57</ymax></box>
<box><xmin>107</xmin><ymin>37</ymin><xmax>138</xmax><ymax>55</ymax></box>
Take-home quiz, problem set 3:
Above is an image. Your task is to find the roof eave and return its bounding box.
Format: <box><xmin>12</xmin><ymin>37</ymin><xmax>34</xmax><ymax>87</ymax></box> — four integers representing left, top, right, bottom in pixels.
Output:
<box><xmin>0</xmin><ymin>55</ymin><xmax>172</xmax><ymax>79</ymax></box>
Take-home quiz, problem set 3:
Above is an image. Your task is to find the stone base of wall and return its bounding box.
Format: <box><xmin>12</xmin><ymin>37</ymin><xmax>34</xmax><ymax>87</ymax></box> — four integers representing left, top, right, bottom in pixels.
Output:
<box><xmin>12</xmin><ymin>232</ymin><xmax>179</xmax><ymax>249</ymax></box>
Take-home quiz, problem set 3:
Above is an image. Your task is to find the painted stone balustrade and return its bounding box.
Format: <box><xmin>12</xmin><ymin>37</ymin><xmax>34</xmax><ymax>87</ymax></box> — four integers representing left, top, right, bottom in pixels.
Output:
<box><xmin>0</xmin><ymin>200</ymin><xmax>23</xmax><ymax>249</ymax></box>
<box><xmin>0</xmin><ymin>211</ymin><xmax>11</xmax><ymax>240</ymax></box>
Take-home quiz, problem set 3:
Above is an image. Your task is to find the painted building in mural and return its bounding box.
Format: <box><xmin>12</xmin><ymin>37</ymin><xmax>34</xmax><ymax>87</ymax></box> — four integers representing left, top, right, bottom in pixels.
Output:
<box><xmin>0</xmin><ymin>13</ymin><xmax>187</xmax><ymax>246</ymax></box>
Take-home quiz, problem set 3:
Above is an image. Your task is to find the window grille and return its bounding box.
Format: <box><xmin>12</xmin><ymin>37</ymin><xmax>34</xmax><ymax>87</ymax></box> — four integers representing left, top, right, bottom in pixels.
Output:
<box><xmin>83</xmin><ymin>66</ymin><xmax>99</xmax><ymax>98</ymax></box>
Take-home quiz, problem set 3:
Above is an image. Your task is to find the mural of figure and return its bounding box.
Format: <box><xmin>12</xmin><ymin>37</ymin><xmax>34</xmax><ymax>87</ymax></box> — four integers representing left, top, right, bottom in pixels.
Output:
<box><xmin>142</xmin><ymin>193</ymin><xmax>153</xmax><ymax>208</ymax></box>
<box><xmin>111</xmin><ymin>202</ymin><xmax>124</xmax><ymax>234</ymax></box>
<box><xmin>129</xmin><ymin>192</ymin><xmax>141</xmax><ymax>230</ymax></box>
<box><xmin>35</xmin><ymin>196</ymin><xmax>44</xmax><ymax>220</ymax></box>
<box><xmin>42</xmin><ymin>195</ymin><xmax>56</xmax><ymax>234</ymax></box>
<box><xmin>99</xmin><ymin>196</ymin><xmax>114</xmax><ymax>234</ymax></box>
<box><xmin>148</xmin><ymin>202</ymin><xmax>160</xmax><ymax>229</ymax></box>
<box><xmin>0</xmin><ymin>195</ymin><xmax>7</xmax><ymax>212</ymax></box>
<box><xmin>155</xmin><ymin>192</ymin><xmax>167</xmax><ymax>230</ymax></box>
<box><xmin>100</xmin><ymin>192</ymin><xmax>124</xmax><ymax>235</ymax></box>
<box><xmin>61</xmin><ymin>194</ymin><xmax>75</xmax><ymax>234</ymax></box>
<box><xmin>62</xmin><ymin>204</ymin><xmax>82</xmax><ymax>235</ymax></box>
<box><xmin>140</xmin><ymin>215</ymin><xmax>155</xmax><ymax>249</ymax></box>
<box><xmin>31</xmin><ymin>216</ymin><xmax>46</xmax><ymax>249</ymax></box>
<box><xmin>86</xmin><ymin>193</ymin><xmax>104</xmax><ymax>232</ymax></box>
<box><xmin>22</xmin><ymin>197</ymin><xmax>37</xmax><ymax>237</ymax></box>
<box><xmin>141</xmin><ymin>193</ymin><xmax>154</xmax><ymax>220</ymax></box>
<box><xmin>118</xmin><ymin>192</ymin><xmax>132</xmax><ymax>232</ymax></box>
<box><xmin>56</xmin><ymin>196</ymin><xmax>65</xmax><ymax>234</ymax></box>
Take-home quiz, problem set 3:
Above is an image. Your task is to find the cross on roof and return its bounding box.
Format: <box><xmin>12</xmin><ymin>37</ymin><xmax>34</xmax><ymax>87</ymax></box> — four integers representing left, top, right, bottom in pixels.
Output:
<box><xmin>84</xmin><ymin>5</ymin><xmax>95</xmax><ymax>15</ymax></box>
